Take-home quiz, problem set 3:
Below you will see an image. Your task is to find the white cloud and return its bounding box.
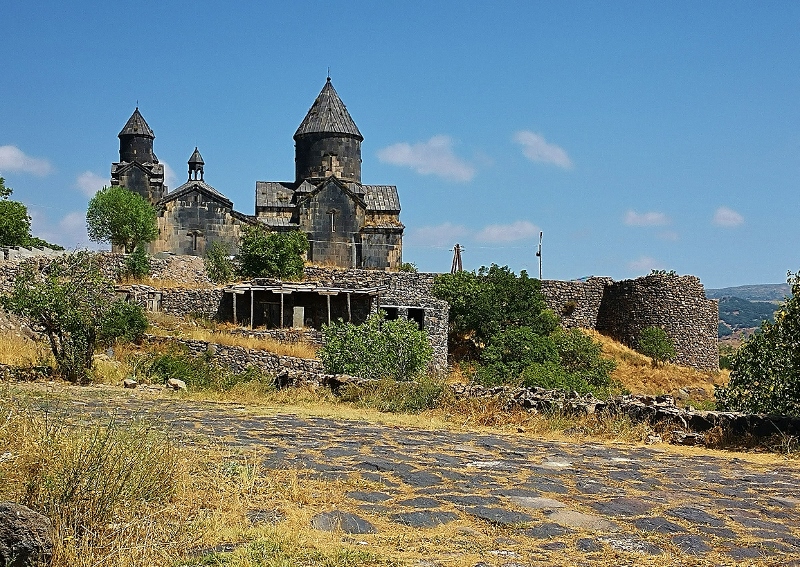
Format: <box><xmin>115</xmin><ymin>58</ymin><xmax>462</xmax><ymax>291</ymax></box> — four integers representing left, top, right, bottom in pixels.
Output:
<box><xmin>624</xmin><ymin>210</ymin><xmax>670</xmax><ymax>227</ymax></box>
<box><xmin>512</xmin><ymin>130</ymin><xmax>572</xmax><ymax>169</ymax></box>
<box><xmin>407</xmin><ymin>222</ymin><xmax>469</xmax><ymax>247</ymax></box>
<box><xmin>475</xmin><ymin>220</ymin><xmax>539</xmax><ymax>243</ymax></box>
<box><xmin>29</xmin><ymin>209</ymin><xmax>95</xmax><ymax>249</ymax></box>
<box><xmin>76</xmin><ymin>171</ymin><xmax>108</xmax><ymax>197</ymax></box>
<box><xmin>162</xmin><ymin>161</ymin><xmax>178</xmax><ymax>189</ymax></box>
<box><xmin>628</xmin><ymin>256</ymin><xmax>662</xmax><ymax>273</ymax></box>
<box><xmin>712</xmin><ymin>206</ymin><xmax>744</xmax><ymax>228</ymax></box>
<box><xmin>377</xmin><ymin>136</ymin><xmax>476</xmax><ymax>182</ymax></box>
<box><xmin>0</xmin><ymin>145</ymin><xmax>53</xmax><ymax>176</ymax></box>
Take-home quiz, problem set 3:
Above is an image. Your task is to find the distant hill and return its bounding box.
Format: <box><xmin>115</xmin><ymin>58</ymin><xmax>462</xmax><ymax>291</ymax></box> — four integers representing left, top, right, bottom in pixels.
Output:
<box><xmin>717</xmin><ymin>296</ymin><xmax>778</xmax><ymax>338</ymax></box>
<box><xmin>706</xmin><ymin>283</ymin><xmax>790</xmax><ymax>302</ymax></box>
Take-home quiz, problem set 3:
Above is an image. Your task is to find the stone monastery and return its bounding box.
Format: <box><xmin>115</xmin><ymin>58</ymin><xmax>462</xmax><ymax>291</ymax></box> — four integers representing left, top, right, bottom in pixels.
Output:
<box><xmin>111</xmin><ymin>78</ymin><xmax>404</xmax><ymax>269</ymax></box>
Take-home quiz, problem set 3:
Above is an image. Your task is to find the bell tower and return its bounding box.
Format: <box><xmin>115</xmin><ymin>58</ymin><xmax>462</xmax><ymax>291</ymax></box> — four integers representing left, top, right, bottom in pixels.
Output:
<box><xmin>294</xmin><ymin>77</ymin><xmax>363</xmax><ymax>184</ymax></box>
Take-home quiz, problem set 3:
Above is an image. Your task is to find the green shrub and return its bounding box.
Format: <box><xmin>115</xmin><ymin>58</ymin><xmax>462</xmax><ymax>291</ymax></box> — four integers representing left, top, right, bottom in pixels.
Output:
<box><xmin>716</xmin><ymin>270</ymin><xmax>800</xmax><ymax>416</ymax></box>
<box><xmin>320</xmin><ymin>312</ymin><xmax>433</xmax><ymax>381</ymax></box>
<box><xmin>476</xmin><ymin>327</ymin><xmax>559</xmax><ymax>386</ymax></box>
<box><xmin>205</xmin><ymin>241</ymin><xmax>235</xmax><ymax>283</ymax></box>
<box><xmin>123</xmin><ymin>245</ymin><xmax>151</xmax><ymax>278</ymax></box>
<box><xmin>99</xmin><ymin>299</ymin><xmax>148</xmax><ymax>344</ymax></box>
<box><xmin>552</xmin><ymin>328</ymin><xmax>617</xmax><ymax>389</ymax></box>
<box><xmin>637</xmin><ymin>326</ymin><xmax>676</xmax><ymax>366</ymax></box>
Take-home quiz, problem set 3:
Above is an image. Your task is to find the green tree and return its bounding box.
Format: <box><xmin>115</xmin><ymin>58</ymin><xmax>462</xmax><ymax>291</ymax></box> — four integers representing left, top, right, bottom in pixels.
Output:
<box><xmin>237</xmin><ymin>225</ymin><xmax>308</xmax><ymax>279</ymax></box>
<box><xmin>86</xmin><ymin>186</ymin><xmax>158</xmax><ymax>253</ymax></box>
<box><xmin>1</xmin><ymin>252</ymin><xmax>118</xmax><ymax>383</ymax></box>
<box><xmin>98</xmin><ymin>299</ymin><xmax>148</xmax><ymax>345</ymax></box>
<box><xmin>204</xmin><ymin>241</ymin><xmax>236</xmax><ymax>283</ymax></box>
<box><xmin>637</xmin><ymin>326</ymin><xmax>676</xmax><ymax>366</ymax></box>
<box><xmin>319</xmin><ymin>312</ymin><xmax>433</xmax><ymax>381</ymax></box>
<box><xmin>716</xmin><ymin>270</ymin><xmax>800</xmax><ymax>416</ymax></box>
<box><xmin>0</xmin><ymin>176</ymin><xmax>32</xmax><ymax>247</ymax></box>
<box><xmin>432</xmin><ymin>264</ymin><xmax>558</xmax><ymax>354</ymax></box>
<box><xmin>0</xmin><ymin>177</ymin><xmax>63</xmax><ymax>250</ymax></box>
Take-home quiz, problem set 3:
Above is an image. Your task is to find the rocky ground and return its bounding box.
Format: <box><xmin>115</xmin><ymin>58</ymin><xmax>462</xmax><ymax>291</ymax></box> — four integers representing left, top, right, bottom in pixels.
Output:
<box><xmin>21</xmin><ymin>385</ymin><xmax>800</xmax><ymax>567</ymax></box>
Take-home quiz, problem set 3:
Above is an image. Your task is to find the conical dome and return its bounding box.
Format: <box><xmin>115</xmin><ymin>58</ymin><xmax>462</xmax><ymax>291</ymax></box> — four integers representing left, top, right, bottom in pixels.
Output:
<box><xmin>294</xmin><ymin>78</ymin><xmax>362</xmax><ymax>140</ymax></box>
<box><xmin>119</xmin><ymin>107</ymin><xmax>155</xmax><ymax>138</ymax></box>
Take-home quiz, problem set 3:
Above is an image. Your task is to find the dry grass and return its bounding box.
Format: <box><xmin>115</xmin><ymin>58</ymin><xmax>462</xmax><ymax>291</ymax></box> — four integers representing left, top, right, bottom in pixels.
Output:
<box><xmin>584</xmin><ymin>329</ymin><xmax>725</xmax><ymax>402</ymax></box>
<box><xmin>0</xmin><ymin>331</ymin><xmax>53</xmax><ymax>367</ymax></box>
<box><xmin>117</xmin><ymin>275</ymin><xmax>219</xmax><ymax>289</ymax></box>
<box><xmin>147</xmin><ymin>312</ymin><xmax>319</xmax><ymax>359</ymax></box>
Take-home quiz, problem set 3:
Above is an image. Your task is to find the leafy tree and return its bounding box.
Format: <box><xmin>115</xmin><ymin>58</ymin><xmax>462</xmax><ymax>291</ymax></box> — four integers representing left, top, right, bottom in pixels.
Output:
<box><xmin>121</xmin><ymin>244</ymin><xmax>151</xmax><ymax>278</ymax></box>
<box><xmin>1</xmin><ymin>252</ymin><xmax>118</xmax><ymax>383</ymax></box>
<box><xmin>716</xmin><ymin>270</ymin><xmax>800</xmax><ymax>416</ymax></box>
<box><xmin>637</xmin><ymin>326</ymin><xmax>676</xmax><ymax>366</ymax></box>
<box><xmin>237</xmin><ymin>225</ymin><xmax>308</xmax><ymax>279</ymax></box>
<box><xmin>432</xmin><ymin>264</ymin><xmax>558</xmax><ymax>353</ymax></box>
<box><xmin>86</xmin><ymin>186</ymin><xmax>158</xmax><ymax>253</ymax></box>
<box><xmin>0</xmin><ymin>177</ymin><xmax>63</xmax><ymax>249</ymax></box>
<box><xmin>204</xmin><ymin>241</ymin><xmax>235</xmax><ymax>283</ymax></box>
<box><xmin>320</xmin><ymin>312</ymin><xmax>433</xmax><ymax>381</ymax></box>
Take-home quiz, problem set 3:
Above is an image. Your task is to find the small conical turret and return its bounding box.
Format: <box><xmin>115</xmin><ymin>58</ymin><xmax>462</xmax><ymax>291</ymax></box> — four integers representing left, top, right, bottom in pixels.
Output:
<box><xmin>188</xmin><ymin>147</ymin><xmax>205</xmax><ymax>180</ymax></box>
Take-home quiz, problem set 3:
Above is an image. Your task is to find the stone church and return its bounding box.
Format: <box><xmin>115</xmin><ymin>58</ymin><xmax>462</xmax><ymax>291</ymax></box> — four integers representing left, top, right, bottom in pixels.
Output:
<box><xmin>111</xmin><ymin>78</ymin><xmax>404</xmax><ymax>269</ymax></box>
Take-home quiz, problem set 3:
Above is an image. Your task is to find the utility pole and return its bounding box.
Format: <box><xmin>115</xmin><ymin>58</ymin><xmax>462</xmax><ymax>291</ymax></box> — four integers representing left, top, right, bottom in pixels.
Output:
<box><xmin>536</xmin><ymin>232</ymin><xmax>542</xmax><ymax>279</ymax></box>
<box><xmin>451</xmin><ymin>243</ymin><xmax>463</xmax><ymax>273</ymax></box>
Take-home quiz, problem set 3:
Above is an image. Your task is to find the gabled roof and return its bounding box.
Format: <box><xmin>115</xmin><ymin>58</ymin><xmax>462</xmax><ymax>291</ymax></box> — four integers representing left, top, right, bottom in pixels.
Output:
<box><xmin>294</xmin><ymin>78</ymin><xmax>363</xmax><ymax>140</ymax></box>
<box><xmin>119</xmin><ymin>108</ymin><xmax>155</xmax><ymax>138</ymax></box>
<box><xmin>255</xmin><ymin>179</ymin><xmax>400</xmax><ymax>214</ymax></box>
<box><xmin>158</xmin><ymin>179</ymin><xmax>232</xmax><ymax>208</ymax></box>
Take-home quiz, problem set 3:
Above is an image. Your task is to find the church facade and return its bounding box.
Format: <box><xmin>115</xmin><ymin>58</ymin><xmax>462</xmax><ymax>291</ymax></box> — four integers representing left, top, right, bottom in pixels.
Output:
<box><xmin>111</xmin><ymin>79</ymin><xmax>404</xmax><ymax>268</ymax></box>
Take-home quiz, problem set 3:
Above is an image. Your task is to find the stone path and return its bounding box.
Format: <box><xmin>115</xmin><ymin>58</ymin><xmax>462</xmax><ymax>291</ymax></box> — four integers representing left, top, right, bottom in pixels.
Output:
<box><xmin>65</xmin><ymin>394</ymin><xmax>800</xmax><ymax>565</ymax></box>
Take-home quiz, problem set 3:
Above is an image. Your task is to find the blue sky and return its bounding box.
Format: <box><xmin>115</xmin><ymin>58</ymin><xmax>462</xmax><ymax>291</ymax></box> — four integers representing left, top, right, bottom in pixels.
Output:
<box><xmin>1</xmin><ymin>1</ymin><xmax>797</xmax><ymax>288</ymax></box>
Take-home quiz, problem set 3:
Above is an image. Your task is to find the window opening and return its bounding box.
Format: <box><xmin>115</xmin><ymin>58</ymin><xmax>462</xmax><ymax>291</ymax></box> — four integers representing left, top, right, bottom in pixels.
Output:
<box><xmin>407</xmin><ymin>308</ymin><xmax>425</xmax><ymax>330</ymax></box>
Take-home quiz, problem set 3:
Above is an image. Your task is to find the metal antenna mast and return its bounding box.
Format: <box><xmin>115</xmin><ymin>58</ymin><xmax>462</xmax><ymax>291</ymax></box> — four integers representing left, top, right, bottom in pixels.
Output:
<box><xmin>536</xmin><ymin>232</ymin><xmax>543</xmax><ymax>279</ymax></box>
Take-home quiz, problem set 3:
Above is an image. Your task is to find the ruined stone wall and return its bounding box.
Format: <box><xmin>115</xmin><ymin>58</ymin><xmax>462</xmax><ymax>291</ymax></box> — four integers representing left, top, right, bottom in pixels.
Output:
<box><xmin>303</xmin><ymin>267</ymin><xmax>449</xmax><ymax>371</ymax></box>
<box><xmin>596</xmin><ymin>275</ymin><xmax>719</xmax><ymax>371</ymax></box>
<box><xmin>145</xmin><ymin>336</ymin><xmax>324</xmax><ymax>381</ymax></box>
<box><xmin>540</xmin><ymin>277</ymin><xmax>612</xmax><ymax>329</ymax></box>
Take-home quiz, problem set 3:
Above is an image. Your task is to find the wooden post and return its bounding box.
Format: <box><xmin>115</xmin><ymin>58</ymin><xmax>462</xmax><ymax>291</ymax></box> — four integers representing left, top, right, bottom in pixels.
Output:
<box><xmin>326</xmin><ymin>294</ymin><xmax>331</xmax><ymax>325</ymax></box>
<box><xmin>280</xmin><ymin>292</ymin><xmax>284</xmax><ymax>328</ymax></box>
<box><xmin>346</xmin><ymin>292</ymin><xmax>351</xmax><ymax>322</ymax></box>
<box><xmin>233</xmin><ymin>291</ymin><xmax>237</xmax><ymax>326</ymax></box>
<box><xmin>250</xmin><ymin>289</ymin><xmax>254</xmax><ymax>330</ymax></box>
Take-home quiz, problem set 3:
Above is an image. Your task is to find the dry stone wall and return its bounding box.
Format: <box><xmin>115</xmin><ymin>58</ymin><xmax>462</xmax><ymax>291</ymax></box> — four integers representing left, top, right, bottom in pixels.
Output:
<box><xmin>596</xmin><ymin>275</ymin><xmax>718</xmax><ymax>371</ymax></box>
<box><xmin>145</xmin><ymin>336</ymin><xmax>324</xmax><ymax>381</ymax></box>
<box><xmin>540</xmin><ymin>278</ymin><xmax>611</xmax><ymax>329</ymax></box>
<box><xmin>541</xmin><ymin>274</ymin><xmax>718</xmax><ymax>371</ymax></box>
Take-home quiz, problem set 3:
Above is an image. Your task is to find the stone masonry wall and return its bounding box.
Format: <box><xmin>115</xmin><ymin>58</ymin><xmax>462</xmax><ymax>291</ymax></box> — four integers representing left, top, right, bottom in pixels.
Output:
<box><xmin>596</xmin><ymin>275</ymin><xmax>719</xmax><ymax>371</ymax></box>
<box><xmin>303</xmin><ymin>267</ymin><xmax>449</xmax><ymax>371</ymax></box>
<box><xmin>145</xmin><ymin>336</ymin><xmax>324</xmax><ymax>381</ymax></box>
<box><xmin>1</xmin><ymin>253</ymin><xmax>716</xmax><ymax>372</ymax></box>
<box><xmin>540</xmin><ymin>278</ymin><xmax>612</xmax><ymax>329</ymax></box>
